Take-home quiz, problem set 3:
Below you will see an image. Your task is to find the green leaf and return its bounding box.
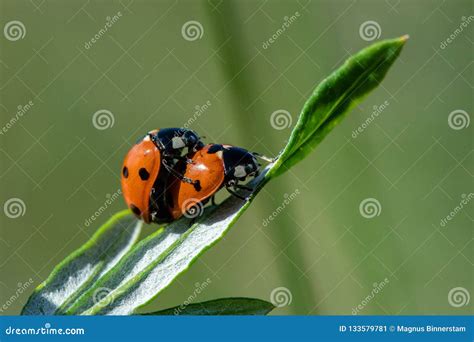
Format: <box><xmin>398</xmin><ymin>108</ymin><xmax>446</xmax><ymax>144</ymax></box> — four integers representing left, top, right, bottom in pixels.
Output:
<box><xmin>64</xmin><ymin>199</ymin><xmax>254</xmax><ymax>315</ymax></box>
<box><xmin>143</xmin><ymin>298</ymin><xmax>275</xmax><ymax>315</ymax></box>
<box><xmin>270</xmin><ymin>36</ymin><xmax>408</xmax><ymax>178</ymax></box>
<box><xmin>21</xmin><ymin>210</ymin><xmax>142</xmax><ymax>315</ymax></box>
<box><xmin>22</xmin><ymin>37</ymin><xmax>405</xmax><ymax>316</ymax></box>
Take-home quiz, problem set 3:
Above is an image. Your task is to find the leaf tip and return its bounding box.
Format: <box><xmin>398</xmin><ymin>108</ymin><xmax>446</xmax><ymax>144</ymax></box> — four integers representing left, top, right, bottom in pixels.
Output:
<box><xmin>400</xmin><ymin>34</ymin><xmax>410</xmax><ymax>42</ymax></box>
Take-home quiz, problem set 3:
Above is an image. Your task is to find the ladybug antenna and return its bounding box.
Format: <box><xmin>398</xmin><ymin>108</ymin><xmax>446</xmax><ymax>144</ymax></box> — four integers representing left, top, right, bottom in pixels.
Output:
<box><xmin>252</xmin><ymin>152</ymin><xmax>275</xmax><ymax>163</ymax></box>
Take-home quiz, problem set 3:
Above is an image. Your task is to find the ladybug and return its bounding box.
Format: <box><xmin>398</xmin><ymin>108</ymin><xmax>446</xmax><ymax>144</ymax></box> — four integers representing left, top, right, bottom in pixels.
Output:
<box><xmin>121</xmin><ymin>128</ymin><xmax>203</xmax><ymax>223</ymax></box>
<box><xmin>164</xmin><ymin>144</ymin><xmax>271</xmax><ymax>220</ymax></box>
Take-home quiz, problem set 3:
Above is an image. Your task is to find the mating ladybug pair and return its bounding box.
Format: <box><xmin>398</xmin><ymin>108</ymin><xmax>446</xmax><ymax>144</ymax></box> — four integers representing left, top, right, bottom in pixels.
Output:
<box><xmin>121</xmin><ymin>128</ymin><xmax>271</xmax><ymax>224</ymax></box>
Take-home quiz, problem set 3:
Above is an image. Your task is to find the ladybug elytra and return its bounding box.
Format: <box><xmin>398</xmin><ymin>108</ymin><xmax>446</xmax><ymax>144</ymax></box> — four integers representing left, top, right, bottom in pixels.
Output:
<box><xmin>121</xmin><ymin>128</ymin><xmax>203</xmax><ymax>223</ymax></box>
<box><xmin>164</xmin><ymin>144</ymin><xmax>267</xmax><ymax>220</ymax></box>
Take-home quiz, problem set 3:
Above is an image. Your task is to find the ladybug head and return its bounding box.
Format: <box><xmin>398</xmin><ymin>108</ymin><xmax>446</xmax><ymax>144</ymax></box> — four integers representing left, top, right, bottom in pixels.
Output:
<box><xmin>245</xmin><ymin>161</ymin><xmax>259</xmax><ymax>176</ymax></box>
<box><xmin>231</xmin><ymin>156</ymin><xmax>259</xmax><ymax>181</ymax></box>
<box><xmin>183</xmin><ymin>130</ymin><xmax>204</xmax><ymax>151</ymax></box>
<box><xmin>243</xmin><ymin>156</ymin><xmax>260</xmax><ymax>179</ymax></box>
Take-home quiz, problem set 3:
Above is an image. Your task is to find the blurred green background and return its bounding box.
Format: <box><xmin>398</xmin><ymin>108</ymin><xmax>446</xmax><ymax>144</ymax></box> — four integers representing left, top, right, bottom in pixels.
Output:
<box><xmin>0</xmin><ymin>0</ymin><xmax>472</xmax><ymax>315</ymax></box>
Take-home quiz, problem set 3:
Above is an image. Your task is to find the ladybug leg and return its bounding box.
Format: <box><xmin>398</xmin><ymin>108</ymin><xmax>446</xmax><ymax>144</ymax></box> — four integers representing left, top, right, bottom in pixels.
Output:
<box><xmin>235</xmin><ymin>182</ymin><xmax>255</xmax><ymax>201</ymax></box>
<box><xmin>211</xmin><ymin>195</ymin><xmax>217</xmax><ymax>206</ymax></box>
<box><xmin>229</xmin><ymin>178</ymin><xmax>254</xmax><ymax>192</ymax></box>
<box><xmin>173</xmin><ymin>156</ymin><xmax>194</xmax><ymax>164</ymax></box>
<box><xmin>225</xmin><ymin>185</ymin><xmax>249</xmax><ymax>201</ymax></box>
<box><xmin>162</xmin><ymin>158</ymin><xmax>197</xmax><ymax>185</ymax></box>
<box><xmin>234</xmin><ymin>183</ymin><xmax>253</xmax><ymax>192</ymax></box>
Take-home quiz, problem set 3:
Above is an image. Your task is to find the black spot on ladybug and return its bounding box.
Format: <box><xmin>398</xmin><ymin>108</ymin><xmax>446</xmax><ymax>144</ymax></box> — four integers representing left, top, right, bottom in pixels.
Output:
<box><xmin>122</xmin><ymin>166</ymin><xmax>129</xmax><ymax>178</ymax></box>
<box><xmin>130</xmin><ymin>204</ymin><xmax>141</xmax><ymax>217</ymax></box>
<box><xmin>207</xmin><ymin>144</ymin><xmax>223</xmax><ymax>154</ymax></box>
<box><xmin>139</xmin><ymin>168</ymin><xmax>150</xmax><ymax>180</ymax></box>
<box><xmin>193</xmin><ymin>180</ymin><xmax>202</xmax><ymax>192</ymax></box>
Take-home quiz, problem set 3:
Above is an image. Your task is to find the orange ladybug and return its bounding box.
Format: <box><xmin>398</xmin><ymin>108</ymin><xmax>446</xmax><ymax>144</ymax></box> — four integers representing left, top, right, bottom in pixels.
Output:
<box><xmin>165</xmin><ymin>144</ymin><xmax>270</xmax><ymax>220</ymax></box>
<box><xmin>121</xmin><ymin>128</ymin><xmax>203</xmax><ymax>223</ymax></box>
